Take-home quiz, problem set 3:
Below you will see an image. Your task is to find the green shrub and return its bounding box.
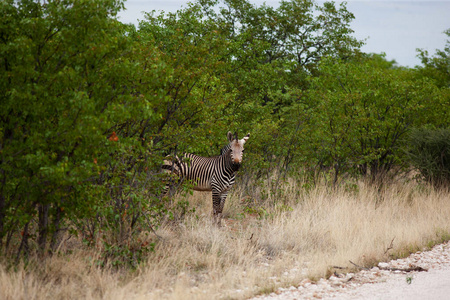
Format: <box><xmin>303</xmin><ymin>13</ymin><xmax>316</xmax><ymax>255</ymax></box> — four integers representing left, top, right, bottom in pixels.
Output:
<box><xmin>407</xmin><ymin>128</ymin><xmax>450</xmax><ymax>187</ymax></box>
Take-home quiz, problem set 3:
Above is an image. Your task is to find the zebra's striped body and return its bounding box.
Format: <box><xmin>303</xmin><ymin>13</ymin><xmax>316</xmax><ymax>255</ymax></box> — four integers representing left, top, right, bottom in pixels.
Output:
<box><xmin>163</xmin><ymin>132</ymin><xmax>250</xmax><ymax>226</ymax></box>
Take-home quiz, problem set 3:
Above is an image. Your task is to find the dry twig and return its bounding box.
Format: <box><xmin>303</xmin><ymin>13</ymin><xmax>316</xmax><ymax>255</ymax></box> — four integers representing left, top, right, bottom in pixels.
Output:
<box><xmin>379</xmin><ymin>265</ymin><xmax>428</xmax><ymax>272</ymax></box>
<box><xmin>349</xmin><ymin>260</ymin><xmax>370</xmax><ymax>271</ymax></box>
<box><xmin>349</xmin><ymin>260</ymin><xmax>427</xmax><ymax>272</ymax></box>
<box><xmin>384</xmin><ymin>237</ymin><xmax>395</xmax><ymax>254</ymax></box>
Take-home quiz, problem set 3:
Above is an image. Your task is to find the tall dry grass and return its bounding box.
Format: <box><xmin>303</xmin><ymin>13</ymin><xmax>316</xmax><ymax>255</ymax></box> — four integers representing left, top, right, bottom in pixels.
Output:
<box><xmin>1</xmin><ymin>178</ymin><xmax>450</xmax><ymax>300</ymax></box>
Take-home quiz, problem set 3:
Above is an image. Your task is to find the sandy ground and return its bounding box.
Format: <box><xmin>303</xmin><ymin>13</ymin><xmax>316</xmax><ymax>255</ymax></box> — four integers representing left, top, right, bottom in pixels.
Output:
<box><xmin>330</xmin><ymin>267</ymin><xmax>450</xmax><ymax>300</ymax></box>
<box><xmin>252</xmin><ymin>241</ymin><xmax>450</xmax><ymax>300</ymax></box>
<box><xmin>336</xmin><ymin>268</ymin><xmax>450</xmax><ymax>300</ymax></box>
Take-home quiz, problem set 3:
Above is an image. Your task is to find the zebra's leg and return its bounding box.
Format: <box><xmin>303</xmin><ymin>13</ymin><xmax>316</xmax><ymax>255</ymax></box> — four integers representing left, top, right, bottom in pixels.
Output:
<box><xmin>212</xmin><ymin>189</ymin><xmax>224</xmax><ymax>227</ymax></box>
<box><xmin>219</xmin><ymin>191</ymin><xmax>228</xmax><ymax>220</ymax></box>
<box><xmin>212</xmin><ymin>190</ymin><xmax>229</xmax><ymax>227</ymax></box>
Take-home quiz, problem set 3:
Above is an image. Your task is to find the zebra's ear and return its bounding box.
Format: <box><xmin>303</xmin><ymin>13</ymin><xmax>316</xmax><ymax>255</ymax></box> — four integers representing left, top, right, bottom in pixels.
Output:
<box><xmin>243</xmin><ymin>133</ymin><xmax>250</xmax><ymax>142</ymax></box>
<box><xmin>227</xmin><ymin>131</ymin><xmax>233</xmax><ymax>142</ymax></box>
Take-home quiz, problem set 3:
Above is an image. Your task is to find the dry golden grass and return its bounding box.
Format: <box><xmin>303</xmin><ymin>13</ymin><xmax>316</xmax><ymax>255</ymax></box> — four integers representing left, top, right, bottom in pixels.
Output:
<box><xmin>1</xmin><ymin>178</ymin><xmax>450</xmax><ymax>300</ymax></box>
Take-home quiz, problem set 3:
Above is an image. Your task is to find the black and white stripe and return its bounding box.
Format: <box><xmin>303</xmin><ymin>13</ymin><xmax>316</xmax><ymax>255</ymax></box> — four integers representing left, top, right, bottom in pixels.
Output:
<box><xmin>162</xmin><ymin>132</ymin><xmax>250</xmax><ymax>226</ymax></box>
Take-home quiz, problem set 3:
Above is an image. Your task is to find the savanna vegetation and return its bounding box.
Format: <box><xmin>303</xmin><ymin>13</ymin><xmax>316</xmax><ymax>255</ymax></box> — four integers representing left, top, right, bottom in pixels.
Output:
<box><xmin>1</xmin><ymin>0</ymin><xmax>449</xmax><ymax>299</ymax></box>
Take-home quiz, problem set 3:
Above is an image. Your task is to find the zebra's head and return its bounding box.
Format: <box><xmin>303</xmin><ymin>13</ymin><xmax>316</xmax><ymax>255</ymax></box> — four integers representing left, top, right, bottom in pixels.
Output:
<box><xmin>226</xmin><ymin>131</ymin><xmax>250</xmax><ymax>165</ymax></box>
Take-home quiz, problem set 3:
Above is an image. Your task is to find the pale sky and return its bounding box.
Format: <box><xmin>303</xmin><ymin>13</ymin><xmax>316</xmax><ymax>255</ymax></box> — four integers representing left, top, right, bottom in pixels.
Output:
<box><xmin>117</xmin><ymin>1</ymin><xmax>450</xmax><ymax>68</ymax></box>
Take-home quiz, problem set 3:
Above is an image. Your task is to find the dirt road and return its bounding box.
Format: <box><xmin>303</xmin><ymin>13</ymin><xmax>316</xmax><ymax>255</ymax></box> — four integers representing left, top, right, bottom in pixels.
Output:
<box><xmin>253</xmin><ymin>241</ymin><xmax>450</xmax><ymax>300</ymax></box>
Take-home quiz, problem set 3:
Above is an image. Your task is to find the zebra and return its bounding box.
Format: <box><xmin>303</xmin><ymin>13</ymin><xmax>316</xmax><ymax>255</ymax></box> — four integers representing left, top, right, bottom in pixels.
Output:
<box><xmin>162</xmin><ymin>131</ymin><xmax>250</xmax><ymax>226</ymax></box>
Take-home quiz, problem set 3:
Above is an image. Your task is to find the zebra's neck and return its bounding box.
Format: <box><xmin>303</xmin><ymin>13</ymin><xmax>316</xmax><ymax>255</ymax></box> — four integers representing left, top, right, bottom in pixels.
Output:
<box><xmin>220</xmin><ymin>144</ymin><xmax>230</xmax><ymax>155</ymax></box>
<box><xmin>231</xmin><ymin>161</ymin><xmax>240</xmax><ymax>172</ymax></box>
<box><xmin>223</xmin><ymin>152</ymin><xmax>240</xmax><ymax>172</ymax></box>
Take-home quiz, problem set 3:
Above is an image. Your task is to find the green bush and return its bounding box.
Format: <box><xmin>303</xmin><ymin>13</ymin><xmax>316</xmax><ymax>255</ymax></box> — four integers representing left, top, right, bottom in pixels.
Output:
<box><xmin>407</xmin><ymin>128</ymin><xmax>450</xmax><ymax>187</ymax></box>
<box><xmin>0</xmin><ymin>0</ymin><xmax>169</xmax><ymax>260</ymax></box>
<box><xmin>298</xmin><ymin>55</ymin><xmax>442</xmax><ymax>184</ymax></box>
